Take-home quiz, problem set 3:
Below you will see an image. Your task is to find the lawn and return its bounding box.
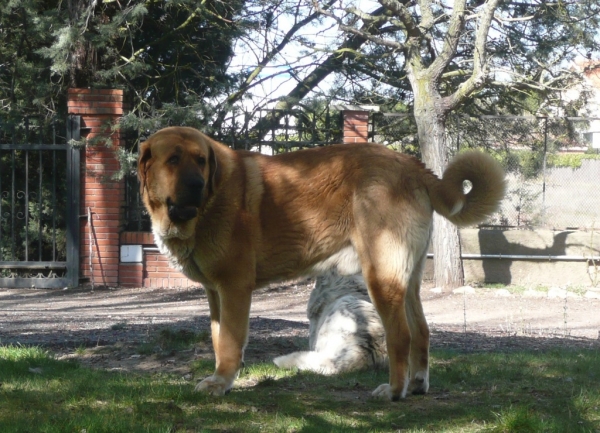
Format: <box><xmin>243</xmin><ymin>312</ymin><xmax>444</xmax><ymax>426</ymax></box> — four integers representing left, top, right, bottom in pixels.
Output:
<box><xmin>1</xmin><ymin>344</ymin><xmax>599</xmax><ymax>432</ymax></box>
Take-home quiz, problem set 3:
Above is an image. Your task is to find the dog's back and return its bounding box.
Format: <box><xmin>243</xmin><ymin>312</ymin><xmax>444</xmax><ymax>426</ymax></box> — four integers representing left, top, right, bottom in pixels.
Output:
<box><xmin>273</xmin><ymin>271</ymin><xmax>387</xmax><ymax>375</ymax></box>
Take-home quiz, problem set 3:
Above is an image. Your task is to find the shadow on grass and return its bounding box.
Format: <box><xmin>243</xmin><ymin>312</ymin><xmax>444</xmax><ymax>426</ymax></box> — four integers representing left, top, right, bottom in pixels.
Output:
<box><xmin>229</xmin><ymin>347</ymin><xmax>600</xmax><ymax>432</ymax></box>
<box><xmin>2</xmin><ymin>337</ymin><xmax>600</xmax><ymax>432</ymax></box>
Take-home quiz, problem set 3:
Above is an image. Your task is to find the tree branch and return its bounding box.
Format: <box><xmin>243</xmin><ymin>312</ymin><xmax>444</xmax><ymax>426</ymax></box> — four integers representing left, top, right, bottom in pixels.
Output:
<box><xmin>429</xmin><ymin>0</ymin><xmax>466</xmax><ymax>79</ymax></box>
<box><xmin>379</xmin><ymin>0</ymin><xmax>421</xmax><ymax>38</ymax></box>
<box><xmin>417</xmin><ymin>0</ymin><xmax>435</xmax><ymax>32</ymax></box>
<box><xmin>218</xmin><ymin>0</ymin><xmax>337</xmax><ymax>114</ymax></box>
<box><xmin>246</xmin><ymin>5</ymin><xmax>388</xmax><ymax>138</ymax></box>
<box><xmin>315</xmin><ymin>2</ymin><xmax>406</xmax><ymax>50</ymax></box>
<box><xmin>445</xmin><ymin>0</ymin><xmax>500</xmax><ymax>110</ymax></box>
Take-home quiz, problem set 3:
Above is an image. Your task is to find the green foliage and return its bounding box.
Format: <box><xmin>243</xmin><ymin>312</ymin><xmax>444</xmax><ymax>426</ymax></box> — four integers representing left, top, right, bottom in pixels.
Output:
<box><xmin>493</xmin><ymin>150</ymin><xmax>600</xmax><ymax>178</ymax></box>
<box><xmin>371</xmin><ymin>111</ymin><xmax>421</xmax><ymax>157</ymax></box>
<box><xmin>0</xmin><ymin>0</ymin><xmax>245</xmax><ymax>119</ymax></box>
<box><xmin>267</xmin><ymin>99</ymin><xmax>342</xmax><ymax>152</ymax></box>
<box><xmin>495</xmin><ymin>149</ymin><xmax>545</xmax><ymax>179</ymax></box>
<box><xmin>488</xmin><ymin>406</ymin><xmax>547</xmax><ymax>432</ymax></box>
<box><xmin>1</xmin><ymin>0</ymin><xmax>252</xmax><ymax>184</ymax></box>
<box><xmin>547</xmin><ymin>153</ymin><xmax>600</xmax><ymax>169</ymax></box>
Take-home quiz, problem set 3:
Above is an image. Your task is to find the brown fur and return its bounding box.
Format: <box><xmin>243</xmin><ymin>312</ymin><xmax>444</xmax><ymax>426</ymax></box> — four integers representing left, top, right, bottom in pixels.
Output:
<box><xmin>138</xmin><ymin>126</ymin><xmax>506</xmax><ymax>400</ymax></box>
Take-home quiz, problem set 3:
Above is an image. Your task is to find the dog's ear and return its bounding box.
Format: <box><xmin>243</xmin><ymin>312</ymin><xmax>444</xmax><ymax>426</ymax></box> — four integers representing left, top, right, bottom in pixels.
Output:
<box><xmin>208</xmin><ymin>145</ymin><xmax>221</xmax><ymax>196</ymax></box>
<box><xmin>138</xmin><ymin>140</ymin><xmax>152</xmax><ymax>195</ymax></box>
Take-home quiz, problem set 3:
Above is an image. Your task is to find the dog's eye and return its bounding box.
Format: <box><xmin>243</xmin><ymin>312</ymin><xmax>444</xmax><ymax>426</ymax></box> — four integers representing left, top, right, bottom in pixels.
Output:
<box><xmin>168</xmin><ymin>155</ymin><xmax>179</xmax><ymax>165</ymax></box>
<box><xmin>197</xmin><ymin>156</ymin><xmax>206</xmax><ymax>166</ymax></box>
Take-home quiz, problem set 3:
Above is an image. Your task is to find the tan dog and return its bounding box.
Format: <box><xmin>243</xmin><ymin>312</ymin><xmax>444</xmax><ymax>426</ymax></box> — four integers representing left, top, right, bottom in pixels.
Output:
<box><xmin>138</xmin><ymin>126</ymin><xmax>505</xmax><ymax>400</ymax></box>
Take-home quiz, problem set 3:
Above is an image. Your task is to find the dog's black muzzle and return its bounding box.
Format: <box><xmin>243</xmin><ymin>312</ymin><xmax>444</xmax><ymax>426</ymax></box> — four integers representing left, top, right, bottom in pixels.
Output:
<box><xmin>167</xmin><ymin>175</ymin><xmax>205</xmax><ymax>223</ymax></box>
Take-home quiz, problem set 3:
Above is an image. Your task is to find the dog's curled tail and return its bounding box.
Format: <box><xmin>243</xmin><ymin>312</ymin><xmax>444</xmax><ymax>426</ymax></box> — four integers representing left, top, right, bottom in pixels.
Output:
<box><xmin>428</xmin><ymin>150</ymin><xmax>506</xmax><ymax>226</ymax></box>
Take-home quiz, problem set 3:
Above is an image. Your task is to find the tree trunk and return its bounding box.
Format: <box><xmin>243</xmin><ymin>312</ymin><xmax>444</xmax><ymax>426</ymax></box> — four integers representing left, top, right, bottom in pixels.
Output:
<box><xmin>432</xmin><ymin>214</ymin><xmax>464</xmax><ymax>289</ymax></box>
<box><xmin>412</xmin><ymin>82</ymin><xmax>464</xmax><ymax>290</ymax></box>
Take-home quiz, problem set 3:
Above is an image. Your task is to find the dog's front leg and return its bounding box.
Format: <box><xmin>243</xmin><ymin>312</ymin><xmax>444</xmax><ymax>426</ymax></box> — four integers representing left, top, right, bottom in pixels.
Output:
<box><xmin>195</xmin><ymin>287</ymin><xmax>252</xmax><ymax>396</ymax></box>
<box><xmin>205</xmin><ymin>287</ymin><xmax>221</xmax><ymax>366</ymax></box>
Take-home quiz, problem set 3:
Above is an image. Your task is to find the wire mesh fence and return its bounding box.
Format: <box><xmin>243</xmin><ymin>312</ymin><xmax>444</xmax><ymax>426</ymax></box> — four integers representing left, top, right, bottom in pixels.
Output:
<box><xmin>372</xmin><ymin>114</ymin><xmax>600</xmax><ymax>230</ymax></box>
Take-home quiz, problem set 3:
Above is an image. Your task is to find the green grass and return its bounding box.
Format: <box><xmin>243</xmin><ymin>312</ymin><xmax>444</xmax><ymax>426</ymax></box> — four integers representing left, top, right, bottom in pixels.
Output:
<box><xmin>1</xmin><ymin>345</ymin><xmax>600</xmax><ymax>432</ymax></box>
<box><xmin>479</xmin><ymin>284</ymin><xmax>557</xmax><ymax>296</ymax></box>
<box><xmin>480</xmin><ymin>283</ymin><xmax>527</xmax><ymax>293</ymax></box>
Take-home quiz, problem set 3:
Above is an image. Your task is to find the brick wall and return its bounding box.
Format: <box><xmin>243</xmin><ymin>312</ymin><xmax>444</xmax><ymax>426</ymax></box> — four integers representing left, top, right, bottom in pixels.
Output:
<box><xmin>143</xmin><ymin>251</ymin><xmax>200</xmax><ymax>288</ymax></box>
<box><xmin>119</xmin><ymin>232</ymin><xmax>198</xmax><ymax>288</ymax></box>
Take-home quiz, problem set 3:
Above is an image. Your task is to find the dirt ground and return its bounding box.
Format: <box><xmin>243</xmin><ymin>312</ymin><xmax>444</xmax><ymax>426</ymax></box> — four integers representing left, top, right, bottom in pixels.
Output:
<box><xmin>1</xmin><ymin>279</ymin><xmax>599</xmax><ymax>378</ymax></box>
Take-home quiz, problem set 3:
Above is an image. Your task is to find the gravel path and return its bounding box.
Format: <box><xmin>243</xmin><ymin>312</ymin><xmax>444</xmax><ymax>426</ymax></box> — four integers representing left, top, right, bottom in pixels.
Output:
<box><xmin>1</xmin><ymin>280</ymin><xmax>599</xmax><ymax>372</ymax></box>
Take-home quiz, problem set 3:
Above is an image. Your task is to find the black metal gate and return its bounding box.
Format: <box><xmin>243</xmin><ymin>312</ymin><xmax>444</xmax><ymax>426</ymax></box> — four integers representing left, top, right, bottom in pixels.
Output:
<box><xmin>0</xmin><ymin>115</ymin><xmax>80</xmax><ymax>288</ymax></box>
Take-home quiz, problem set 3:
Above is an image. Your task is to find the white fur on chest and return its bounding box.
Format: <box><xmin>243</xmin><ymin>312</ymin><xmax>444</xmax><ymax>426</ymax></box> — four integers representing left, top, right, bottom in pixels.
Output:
<box><xmin>153</xmin><ymin>227</ymin><xmax>196</xmax><ymax>275</ymax></box>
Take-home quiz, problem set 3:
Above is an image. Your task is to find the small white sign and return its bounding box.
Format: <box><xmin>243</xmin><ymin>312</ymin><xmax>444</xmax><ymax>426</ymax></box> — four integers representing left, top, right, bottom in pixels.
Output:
<box><xmin>120</xmin><ymin>245</ymin><xmax>143</xmax><ymax>263</ymax></box>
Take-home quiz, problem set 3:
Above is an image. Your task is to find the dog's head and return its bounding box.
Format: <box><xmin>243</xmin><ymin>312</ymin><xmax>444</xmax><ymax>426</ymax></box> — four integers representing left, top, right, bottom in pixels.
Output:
<box><xmin>138</xmin><ymin>127</ymin><xmax>220</xmax><ymax>239</ymax></box>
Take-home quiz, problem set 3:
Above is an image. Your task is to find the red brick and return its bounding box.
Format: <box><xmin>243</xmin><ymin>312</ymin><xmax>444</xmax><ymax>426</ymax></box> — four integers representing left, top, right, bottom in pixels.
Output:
<box><xmin>119</xmin><ymin>263</ymin><xmax>143</xmax><ymax>287</ymax></box>
<box><xmin>92</xmin><ymin>101</ymin><xmax>123</xmax><ymax>109</ymax></box>
<box><xmin>344</xmin><ymin>130</ymin><xmax>368</xmax><ymax>137</ymax></box>
<box><xmin>87</xmin><ymin>219</ymin><xmax>121</xmax><ymax>228</ymax></box>
<box><xmin>146</xmin><ymin>272</ymin><xmax>177</xmax><ymax>279</ymax></box>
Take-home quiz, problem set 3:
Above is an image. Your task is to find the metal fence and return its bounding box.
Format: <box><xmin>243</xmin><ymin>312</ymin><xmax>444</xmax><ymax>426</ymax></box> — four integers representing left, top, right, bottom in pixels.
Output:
<box><xmin>212</xmin><ymin>107</ymin><xmax>342</xmax><ymax>152</ymax></box>
<box><xmin>371</xmin><ymin>114</ymin><xmax>600</xmax><ymax>230</ymax></box>
<box><xmin>0</xmin><ymin>115</ymin><xmax>81</xmax><ymax>288</ymax></box>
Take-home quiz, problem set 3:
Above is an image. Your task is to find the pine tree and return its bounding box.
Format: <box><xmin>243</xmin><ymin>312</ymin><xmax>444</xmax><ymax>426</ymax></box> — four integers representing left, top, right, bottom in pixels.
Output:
<box><xmin>0</xmin><ymin>0</ymin><xmax>245</xmax><ymax>119</ymax></box>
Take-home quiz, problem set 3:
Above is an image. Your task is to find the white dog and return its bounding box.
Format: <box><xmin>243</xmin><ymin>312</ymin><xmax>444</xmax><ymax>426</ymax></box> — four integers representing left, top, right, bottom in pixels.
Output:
<box><xmin>274</xmin><ymin>271</ymin><xmax>387</xmax><ymax>375</ymax></box>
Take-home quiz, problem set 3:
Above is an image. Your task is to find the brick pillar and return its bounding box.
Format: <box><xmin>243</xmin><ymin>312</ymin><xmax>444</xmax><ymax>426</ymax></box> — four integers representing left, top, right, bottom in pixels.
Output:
<box><xmin>342</xmin><ymin>110</ymin><xmax>370</xmax><ymax>143</ymax></box>
<box><xmin>336</xmin><ymin>105</ymin><xmax>379</xmax><ymax>144</ymax></box>
<box><xmin>67</xmin><ymin>88</ymin><xmax>124</xmax><ymax>287</ymax></box>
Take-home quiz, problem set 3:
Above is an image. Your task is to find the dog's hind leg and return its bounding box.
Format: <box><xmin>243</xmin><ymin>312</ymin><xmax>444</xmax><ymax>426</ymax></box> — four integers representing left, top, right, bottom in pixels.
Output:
<box><xmin>405</xmin><ymin>246</ymin><xmax>430</xmax><ymax>395</ymax></box>
<box><xmin>355</xmin><ymin>230</ymin><xmax>414</xmax><ymax>401</ymax></box>
<box><xmin>355</xmin><ymin>218</ymin><xmax>433</xmax><ymax>400</ymax></box>
<box><xmin>365</xmin><ymin>268</ymin><xmax>411</xmax><ymax>401</ymax></box>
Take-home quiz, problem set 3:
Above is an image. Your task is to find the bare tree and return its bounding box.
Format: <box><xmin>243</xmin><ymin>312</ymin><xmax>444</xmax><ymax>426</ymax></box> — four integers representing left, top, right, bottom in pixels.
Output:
<box><xmin>306</xmin><ymin>0</ymin><xmax>599</xmax><ymax>288</ymax></box>
<box><xmin>215</xmin><ymin>0</ymin><xmax>385</xmax><ymax>137</ymax></box>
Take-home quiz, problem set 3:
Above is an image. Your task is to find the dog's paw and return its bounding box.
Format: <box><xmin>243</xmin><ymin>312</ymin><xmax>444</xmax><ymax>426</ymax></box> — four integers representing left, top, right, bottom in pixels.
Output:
<box><xmin>194</xmin><ymin>375</ymin><xmax>232</xmax><ymax>396</ymax></box>
<box><xmin>371</xmin><ymin>384</ymin><xmax>405</xmax><ymax>402</ymax></box>
<box><xmin>410</xmin><ymin>371</ymin><xmax>429</xmax><ymax>395</ymax></box>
